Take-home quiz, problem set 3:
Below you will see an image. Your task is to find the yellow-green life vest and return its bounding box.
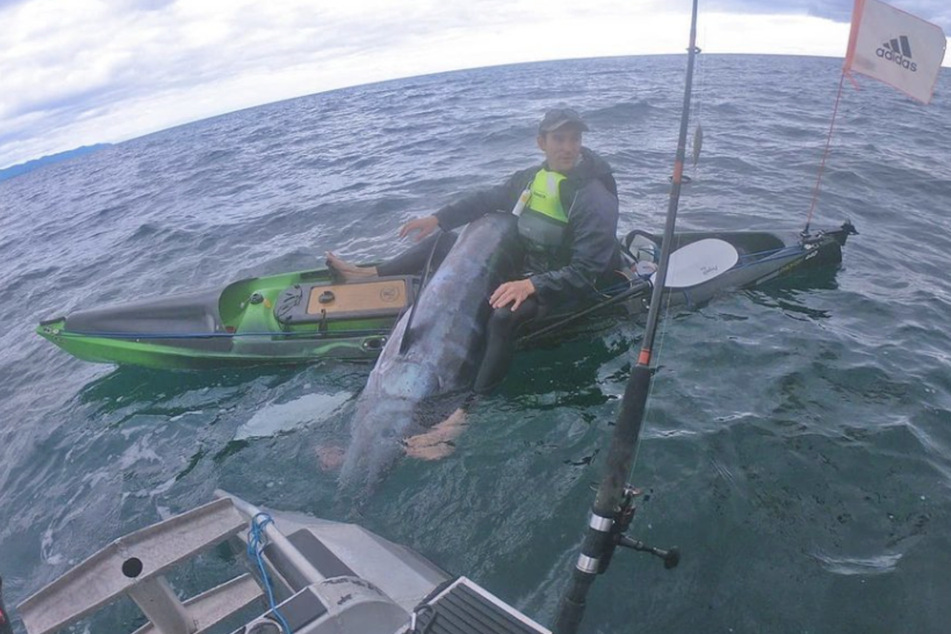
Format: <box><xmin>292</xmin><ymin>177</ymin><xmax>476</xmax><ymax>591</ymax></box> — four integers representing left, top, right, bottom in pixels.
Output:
<box><xmin>518</xmin><ymin>169</ymin><xmax>569</xmax><ymax>252</ymax></box>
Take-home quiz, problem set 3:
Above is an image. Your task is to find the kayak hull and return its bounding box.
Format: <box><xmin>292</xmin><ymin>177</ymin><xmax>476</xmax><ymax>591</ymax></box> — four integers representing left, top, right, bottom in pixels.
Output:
<box><xmin>37</xmin><ymin>223</ymin><xmax>856</xmax><ymax>369</ymax></box>
<box><xmin>37</xmin><ymin>269</ymin><xmax>407</xmax><ymax>369</ymax></box>
<box><xmin>36</xmin><ymin>320</ymin><xmax>393</xmax><ymax>369</ymax></box>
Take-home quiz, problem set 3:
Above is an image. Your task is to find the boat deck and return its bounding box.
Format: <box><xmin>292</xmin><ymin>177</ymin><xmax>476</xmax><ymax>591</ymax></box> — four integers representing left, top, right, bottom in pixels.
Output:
<box><xmin>411</xmin><ymin>577</ymin><xmax>551</xmax><ymax>634</ymax></box>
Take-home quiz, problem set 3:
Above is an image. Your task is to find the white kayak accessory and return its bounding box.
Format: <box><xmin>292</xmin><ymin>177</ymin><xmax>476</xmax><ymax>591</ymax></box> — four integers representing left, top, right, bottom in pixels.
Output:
<box><xmin>654</xmin><ymin>238</ymin><xmax>739</xmax><ymax>289</ymax></box>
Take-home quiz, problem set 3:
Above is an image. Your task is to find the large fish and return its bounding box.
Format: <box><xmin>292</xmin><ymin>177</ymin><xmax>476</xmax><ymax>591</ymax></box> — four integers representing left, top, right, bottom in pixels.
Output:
<box><xmin>338</xmin><ymin>212</ymin><xmax>521</xmax><ymax>497</ymax></box>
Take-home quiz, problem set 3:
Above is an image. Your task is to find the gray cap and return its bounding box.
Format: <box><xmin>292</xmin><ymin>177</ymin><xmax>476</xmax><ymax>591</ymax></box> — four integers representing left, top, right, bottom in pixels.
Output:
<box><xmin>538</xmin><ymin>108</ymin><xmax>589</xmax><ymax>134</ymax></box>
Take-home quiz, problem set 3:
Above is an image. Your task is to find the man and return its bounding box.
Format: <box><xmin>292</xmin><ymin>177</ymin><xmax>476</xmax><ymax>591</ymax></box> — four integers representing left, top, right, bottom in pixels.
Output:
<box><xmin>328</xmin><ymin>108</ymin><xmax>620</xmax><ymax>394</ymax></box>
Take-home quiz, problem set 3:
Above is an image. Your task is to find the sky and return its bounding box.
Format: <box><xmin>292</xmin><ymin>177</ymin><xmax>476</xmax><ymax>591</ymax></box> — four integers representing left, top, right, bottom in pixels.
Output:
<box><xmin>1</xmin><ymin>0</ymin><xmax>948</xmax><ymax>170</ymax></box>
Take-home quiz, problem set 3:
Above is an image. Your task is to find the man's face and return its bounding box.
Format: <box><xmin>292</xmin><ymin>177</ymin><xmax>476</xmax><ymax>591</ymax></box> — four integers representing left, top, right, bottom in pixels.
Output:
<box><xmin>537</xmin><ymin>126</ymin><xmax>583</xmax><ymax>173</ymax></box>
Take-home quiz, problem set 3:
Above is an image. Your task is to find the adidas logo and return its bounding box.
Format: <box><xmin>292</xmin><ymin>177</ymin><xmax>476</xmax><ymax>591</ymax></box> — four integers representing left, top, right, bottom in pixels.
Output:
<box><xmin>876</xmin><ymin>35</ymin><xmax>919</xmax><ymax>72</ymax></box>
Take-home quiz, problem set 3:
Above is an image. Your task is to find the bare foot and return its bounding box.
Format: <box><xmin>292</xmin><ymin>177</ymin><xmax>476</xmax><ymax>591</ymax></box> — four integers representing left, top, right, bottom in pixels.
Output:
<box><xmin>403</xmin><ymin>408</ymin><xmax>468</xmax><ymax>461</ymax></box>
<box><xmin>404</xmin><ymin>439</ymin><xmax>456</xmax><ymax>461</ymax></box>
<box><xmin>315</xmin><ymin>445</ymin><xmax>345</xmax><ymax>471</ymax></box>
<box><xmin>325</xmin><ymin>252</ymin><xmax>378</xmax><ymax>280</ymax></box>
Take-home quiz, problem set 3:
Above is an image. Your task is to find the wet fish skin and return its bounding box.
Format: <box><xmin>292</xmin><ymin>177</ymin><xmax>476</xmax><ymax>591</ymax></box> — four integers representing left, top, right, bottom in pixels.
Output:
<box><xmin>338</xmin><ymin>213</ymin><xmax>521</xmax><ymax>498</ymax></box>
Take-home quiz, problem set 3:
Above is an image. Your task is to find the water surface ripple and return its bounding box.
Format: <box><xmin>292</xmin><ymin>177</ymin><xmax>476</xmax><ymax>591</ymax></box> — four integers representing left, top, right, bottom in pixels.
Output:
<box><xmin>1</xmin><ymin>55</ymin><xmax>950</xmax><ymax>633</ymax></box>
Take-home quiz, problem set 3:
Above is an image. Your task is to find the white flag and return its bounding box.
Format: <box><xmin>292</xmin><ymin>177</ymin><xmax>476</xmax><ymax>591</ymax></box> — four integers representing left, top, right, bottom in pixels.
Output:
<box><xmin>843</xmin><ymin>0</ymin><xmax>947</xmax><ymax>104</ymax></box>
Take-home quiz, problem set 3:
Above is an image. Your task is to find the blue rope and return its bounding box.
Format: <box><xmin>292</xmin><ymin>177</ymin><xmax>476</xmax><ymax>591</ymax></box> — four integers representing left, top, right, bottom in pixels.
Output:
<box><xmin>247</xmin><ymin>513</ymin><xmax>293</xmax><ymax>633</ymax></box>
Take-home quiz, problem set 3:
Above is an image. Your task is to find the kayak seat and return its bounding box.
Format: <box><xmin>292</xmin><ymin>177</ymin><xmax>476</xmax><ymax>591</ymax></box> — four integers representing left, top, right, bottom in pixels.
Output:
<box><xmin>623</xmin><ymin>230</ymin><xmax>791</xmax><ymax>265</ymax></box>
<box><xmin>274</xmin><ymin>276</ymin><xmax>415</xmax><ymax>326</ymax></box>
<box><xmin>623</xmin><ymin>231</ymin><xmax>659</xmax><ymax>263</ymax></box>
<box><xmin>64</xmin><ymin>289</ymin><xmax>224</xmax><ymax>335</ymax></box>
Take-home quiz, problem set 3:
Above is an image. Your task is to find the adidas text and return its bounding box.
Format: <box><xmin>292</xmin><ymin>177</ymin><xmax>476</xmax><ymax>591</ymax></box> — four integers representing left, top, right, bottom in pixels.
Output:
<box><xmin>875</xmin><ymin>47</ymin><xmax>918</xmax><ymax>72</ymax></box>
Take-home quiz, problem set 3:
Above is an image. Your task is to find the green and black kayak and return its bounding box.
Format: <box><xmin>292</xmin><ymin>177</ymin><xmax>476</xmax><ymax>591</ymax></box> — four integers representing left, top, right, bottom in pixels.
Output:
<box><xmin>37</xmin><ymin>269</ymin><xmax>415</xmax><ymax>369</ymax></box>
<box><xmin>37</xmin><ymin>222</ymin><xmax>856</xmax><ymax>369</ymax></box>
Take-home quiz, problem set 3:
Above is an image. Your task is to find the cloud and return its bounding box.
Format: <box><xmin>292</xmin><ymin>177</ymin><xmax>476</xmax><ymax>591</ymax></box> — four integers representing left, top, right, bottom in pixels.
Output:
<box><xmin>0</xmin><ymin>0</ymin><xmax>658</xmax><ymax>167</ymax></box>
<box><xmin>0</xmin><ymin>0</ymin><xmax>947</xmax><ymax>169</ymax></box>
<box><xmin>709</xmin><ymin>0</ymin><xmax>949</xmax><ymax>29</ymax></box>
<box><xmin>705</xmin><ymin>0</ymin><xmax>853</xmax><ymax>21</ymax></box>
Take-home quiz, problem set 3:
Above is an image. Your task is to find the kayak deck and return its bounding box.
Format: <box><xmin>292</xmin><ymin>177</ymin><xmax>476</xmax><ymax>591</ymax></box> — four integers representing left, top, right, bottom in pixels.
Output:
<box><xmin>37</xmin><ymin>270</ymin><xmax>414</xmax><ymax>369</ymax></box>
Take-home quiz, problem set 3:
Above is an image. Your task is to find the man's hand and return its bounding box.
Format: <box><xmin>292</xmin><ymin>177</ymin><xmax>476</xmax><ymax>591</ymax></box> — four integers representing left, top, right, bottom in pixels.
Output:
<box><xmin>399</xmin><ymin>215</ymin><xmax>440</xmax><ymax>242</ymax></box>
<box><xmin>489</xmin><ymin>279</ymin><xmax>536</xmax><ymax>311</ymax></box>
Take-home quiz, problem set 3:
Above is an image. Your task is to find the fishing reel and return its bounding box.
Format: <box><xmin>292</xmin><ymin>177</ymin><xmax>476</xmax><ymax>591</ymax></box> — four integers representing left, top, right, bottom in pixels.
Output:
<box><xmin>605</xmin><ymin>486</ymin><xmax>680</xmax><ymax>571</ymax></box>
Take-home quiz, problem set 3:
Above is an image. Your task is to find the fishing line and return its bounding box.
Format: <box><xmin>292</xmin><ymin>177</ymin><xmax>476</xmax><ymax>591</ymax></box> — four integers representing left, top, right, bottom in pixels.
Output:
<box><xmin>692</xmin><ymin>29</ymin><xmax>706</xmax><ymax>175</ymax></box>
<box><xmin>804</xmin><ymin>71</ymin><xmax>847</xmax><ymax>233</ymax></box>
<box><xmin>628</xmin><ymin>17</ymin><xmax>707</xmax><ymax>482</ymax></box>
<box><xmin>554</xmin><ymin>6</ymin><xmax>699</xmax><ymax>627</ymax></box>
<box><xmin>625</xmin><ymin>257</ymin><xmax>678</xmax><ymax>484</ymax></box>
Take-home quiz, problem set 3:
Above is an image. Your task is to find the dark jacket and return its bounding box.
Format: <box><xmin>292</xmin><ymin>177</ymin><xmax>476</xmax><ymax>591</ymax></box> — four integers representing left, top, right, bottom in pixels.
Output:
<box><xmin>434</xmin><ymin>148</ymin><xmax>621</xmax><ymax>307</ymax></box>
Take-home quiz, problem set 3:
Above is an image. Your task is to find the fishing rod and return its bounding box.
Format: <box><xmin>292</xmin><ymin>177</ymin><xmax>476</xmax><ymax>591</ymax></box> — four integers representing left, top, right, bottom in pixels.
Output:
<box><xmin>517</xmin><ymin>279</ymin><xmax>651</xmax><ymax>345</ymax></box>
<box><xmin>551</xmin><ymin>1</ymin><xmax>700</xmax><ymax>632</ymax></box>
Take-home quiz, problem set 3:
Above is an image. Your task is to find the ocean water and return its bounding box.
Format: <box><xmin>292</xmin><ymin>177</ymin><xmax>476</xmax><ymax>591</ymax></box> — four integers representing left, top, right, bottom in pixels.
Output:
<box><xmin>1</xmin><ymin>54</ymin><xmax>951</xmax><ymax>633</ymax></box>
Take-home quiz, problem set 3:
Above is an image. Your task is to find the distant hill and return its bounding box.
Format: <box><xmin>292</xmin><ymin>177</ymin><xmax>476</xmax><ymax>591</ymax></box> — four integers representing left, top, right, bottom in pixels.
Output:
<box><xmin>0</xmin><ymin>144</ymin><xmax>112</xmax><ymax>182</ymax></box>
